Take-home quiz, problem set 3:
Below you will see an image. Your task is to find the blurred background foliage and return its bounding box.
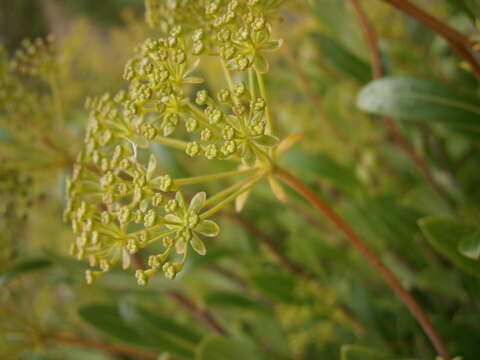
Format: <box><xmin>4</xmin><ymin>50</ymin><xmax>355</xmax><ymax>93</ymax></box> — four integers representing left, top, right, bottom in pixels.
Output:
<box><xmin>1</xmin><ymin>0</ymin><xmax>480</xmax><ymax>359</ymax></box>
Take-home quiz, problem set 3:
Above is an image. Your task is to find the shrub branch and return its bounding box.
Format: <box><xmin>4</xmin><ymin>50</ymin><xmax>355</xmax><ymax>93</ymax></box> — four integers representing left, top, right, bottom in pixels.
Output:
<box><xmin>349</xmin><ymin>0</ymin><xmax>449</xmax><ymax>201</ymax></box>
<box><xmin>274</xmin><ymin>166</ymin><xmax>450</xmax><ymax>360</ymax></box>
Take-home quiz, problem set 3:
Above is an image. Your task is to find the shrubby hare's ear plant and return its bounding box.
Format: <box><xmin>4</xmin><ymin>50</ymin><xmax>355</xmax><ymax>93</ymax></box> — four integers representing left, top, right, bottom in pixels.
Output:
<box><xmin>5</xmin><ymin>0</ymin><xmax>480</xmax><ymax>359</ymax></box>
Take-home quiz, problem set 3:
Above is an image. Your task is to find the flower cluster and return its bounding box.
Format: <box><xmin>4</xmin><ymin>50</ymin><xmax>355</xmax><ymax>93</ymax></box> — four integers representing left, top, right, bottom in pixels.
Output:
<box><xmin>0</xmin><ymin>39</ymin><xmax>59</xmax><ymax>143</ymax></box>
<box><xmin>0</xmin><ymin>164</ymin><xmax>35</xmax><ymax>267</ymax></box>
<box><xmin>145</xmin><ymin>0</ymin><xmax>283</xmax><ymax>73</ymax></box>
<box><xmin>10</xmin><ymin>36</ymin><xmax>57</xmax><ymax>78</ymax></box>
<box><xmin>65</xmin><ymin>0</ymin><xmax>286</xmax><ymax>285</ymax></box>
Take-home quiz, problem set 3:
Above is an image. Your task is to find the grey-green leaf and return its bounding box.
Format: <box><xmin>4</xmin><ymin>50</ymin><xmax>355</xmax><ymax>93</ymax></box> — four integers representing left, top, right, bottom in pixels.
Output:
<box><xmin>78</xmin><ymin>304</ymin><xmax>151</xmax><ymax>349</ymax></box>
<box><xmin>458</xmin><ymin>228</ymin><xmax>480</xmax><ymax>260</ymax></box>
<box><xmin>357</xmin><ymin>77</ymin><xmax>480</xmax><ymax>136</ymax></box>
<box><xmin>419</xmin><ymin>217</ymin><xmax>480</xmax><ymax>277</ymax></box>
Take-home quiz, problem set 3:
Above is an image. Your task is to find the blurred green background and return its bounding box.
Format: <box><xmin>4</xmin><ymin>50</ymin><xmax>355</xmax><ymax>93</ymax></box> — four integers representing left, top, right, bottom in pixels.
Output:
<box><xmin>1</xmin><ymin>1</ymin><xmax>480</xmax><ymax>359</ymax></box>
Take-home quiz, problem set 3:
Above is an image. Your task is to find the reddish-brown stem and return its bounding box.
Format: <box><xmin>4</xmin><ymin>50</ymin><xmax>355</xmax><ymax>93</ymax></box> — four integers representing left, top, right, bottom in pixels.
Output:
<box><xmin>166</xmin><ymin>290</ymin><xmax>228</xmax><ymax>336</ymax></box>
<box><xmin>275</xmin><ymin>166</ymin><xmax>450</xmax><ymax>360</ymax></box>
<box><xmin>49</xmin><ymin>335</ymin><xmax>159</xmax><ymax>359</ymax></box>
<box><xmin>378</xmin><ymin>0</ymin><xmax>480</xmax><ymax>80</ymax></box>
<box><xmin>349</xmin><ymin>0</ymin><xmax>449</xmax><ymax>200</ymax></box>
<box><xmin>348</xmin><ymin>0</ymin><xmax>383</xmax><ymax>78</ymax></box>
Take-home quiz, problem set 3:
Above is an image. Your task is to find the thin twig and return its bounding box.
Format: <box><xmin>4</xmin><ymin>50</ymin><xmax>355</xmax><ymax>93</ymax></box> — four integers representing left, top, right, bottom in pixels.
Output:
<box><xmin>275</xmin><ymin>166</ymin><xmax>450</xmax><ymax>360</ymax></box>
<box><xmin>48</xmin><ymin>335</ymin><xmax>159</xmax><ymax>360</ymax></box>
<box><xmin>378</xmin><ymin>0</ymin><xmax>480</xmax><ymax>80</ymax></box>
<box><xmin>349</xmin><ymin>0</ymin><xmax>449</xmax><ymax>200</ymax></box>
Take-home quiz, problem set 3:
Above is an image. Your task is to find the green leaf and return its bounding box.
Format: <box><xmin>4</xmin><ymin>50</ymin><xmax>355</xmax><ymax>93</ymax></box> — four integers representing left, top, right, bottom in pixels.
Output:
<box><xmin>119</xmin><ymin>301</ymin><xmax>201</xmax><ymax>359</ymax></box>
<box><xmin>78</xmin><ymin>304</ymin><xmax>150</xmax><ymax>348</ymax></box>
<box><xmin>341</xmin><ymin>345</ymin><xmax>415</xmax><ymax>360</ymax></box>
<box><xmin>419</xmin><ymin>217</ymin><xmax>480</xmax><ymax>277</ymax></box>
<box><xmin>79</xmin><ymin>303</ymin><xmax>201</xmax><ymax>359</ymax></box>
<box><xmin>357</xmin><ymin>77</ymin><xmax>480</xmax><ymax>136</ymax></box>
<box><xmin>195</xmin><ymin>337</ymin><xmax>260</xmax><ymax>360</ymax></box>
<box><xmin>310</xmin><ymin>33</ymin><xmax>371</xmax><ymax>83</ymax></box>
<box><xmin>458</xmin><ymin>229</ymin><xmax>480</xmax><ymax>260</ymax></box>
<box><xmin>0</xmin><ymin>259</ymin><xmax>51</xmax><ymax>286</ymax></box>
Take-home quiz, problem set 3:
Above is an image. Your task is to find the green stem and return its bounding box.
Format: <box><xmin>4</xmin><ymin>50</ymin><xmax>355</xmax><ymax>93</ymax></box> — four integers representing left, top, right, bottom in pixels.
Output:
<box><xmin>203</xmin><ymin>172</ymin><xmax>261</xmax><ymax>208</ymax></box>
<box><xmin>201</xmin><ymin>175</ymin><xmax>263</xmax><ymax>219</ymax></box>
<box><xmin>248</xmin><ymin>68</ymin><xmax>256</xmax><ymax>98</ymax></box>
<box><xmin>145</xmin><ymin>228</ymin><xmax>178</xmax><ymax>246</ymax></box>
<box><xmin>49</xmin><ymin>74</ymin><xmax>65</xmax><ymax>128</ymax></box>
<box><xmin>153</xmin><ymin>135</ymin><xmax>188</xmax><ymax>150</ymax></box>
<box><xmin>174</xmin><ymin>168</ymin><xmax>256</xmax><ymax>187</ymax></box>
<box><xmin>221</xmin><ymin>59</ymin><xmax>240</xmax><ymax>106</ymax></box>
<box><xmin>186</xmin><ymin>102</ymin><xmax>221</xmax><ymax>132</ymax></box>
<box><xmin>255</xmin><ymin>70</ymin><xmax>272</xmax><ymax>135</ymax></box>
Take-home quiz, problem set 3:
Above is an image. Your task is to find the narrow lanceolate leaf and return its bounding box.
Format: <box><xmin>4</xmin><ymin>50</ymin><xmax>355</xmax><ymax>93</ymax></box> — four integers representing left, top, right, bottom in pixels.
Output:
<box><xmin>458</xmin><ymin>229</ymin><xmax>480</xmax><ymax>260</ymax></box>
<box><xmin>78</xmin><ymin>304</ymin><xmax>151</xmax><ymax>349</ymax></box>
<box><xmin>79</xmin><ymin>303</ymin><xmax>201</xmax><ymax>359</ymax></box>
<box><xmin>357</xmin><ymin>77</ymin><xmax>480</xmax><ymax>136</ymax></box>
<box><xmin>419</xmin><ymin>217</ymin><xmax>480</xmax><ymax>277</ymax></box>
<box><xmin>119</xmin><ymin>302</ymin><xmax>201</xmax><ymax>359</ymax></box>
<box><xmin>310</xmin><ymin>33</ymin><xmax>371</xmax><ymax>83</ymax></box>
<box><xmin>0</xmin><ymin>259</ymin><xmax>51</xmax><ymax>286</ymax></box>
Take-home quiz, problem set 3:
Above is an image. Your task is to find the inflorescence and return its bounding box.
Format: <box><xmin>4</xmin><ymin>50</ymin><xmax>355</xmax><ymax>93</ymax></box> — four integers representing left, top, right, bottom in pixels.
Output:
<box><xmin>64</xmin><ymin>0</ymin><xmax>289</xmax><ymax>285</ymax></box>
